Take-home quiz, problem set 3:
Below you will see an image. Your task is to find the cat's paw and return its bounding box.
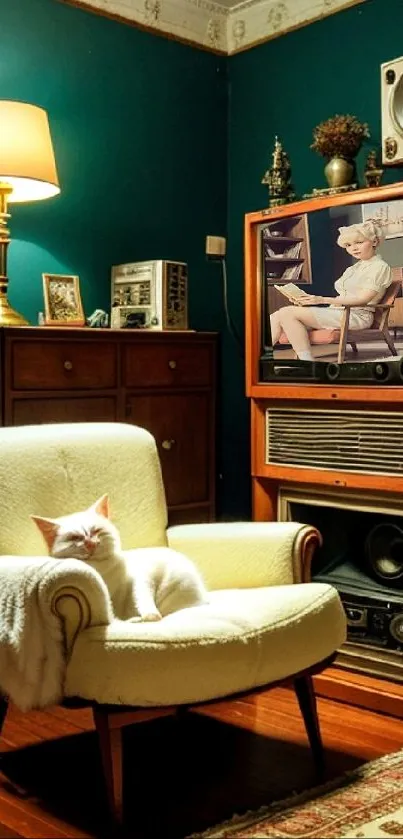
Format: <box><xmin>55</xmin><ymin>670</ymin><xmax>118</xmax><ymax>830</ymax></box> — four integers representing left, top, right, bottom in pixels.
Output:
<box><xmin>141</xmin><ymin>611</ymin><xmax>162</xmax><ymax>622</ymax></box>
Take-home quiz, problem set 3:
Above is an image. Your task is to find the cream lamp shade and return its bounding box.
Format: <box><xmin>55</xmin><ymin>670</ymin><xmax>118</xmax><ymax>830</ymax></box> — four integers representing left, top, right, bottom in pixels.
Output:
<box><xmin>0</xmin><ymin>100</ymin><xmax>60</xmax><ymax>327</ymax></box>
<box><xmin>0</xmin><ymin>100</ymin><xmax>60</xmax><ymax>202</ymax></box>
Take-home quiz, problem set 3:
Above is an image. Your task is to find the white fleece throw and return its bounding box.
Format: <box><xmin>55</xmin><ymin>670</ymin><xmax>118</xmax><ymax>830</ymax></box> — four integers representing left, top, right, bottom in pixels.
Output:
<box><xmin>0</xmin><ymin>555</ymin><xmax>113</xmax><ymax>712</ymax></box>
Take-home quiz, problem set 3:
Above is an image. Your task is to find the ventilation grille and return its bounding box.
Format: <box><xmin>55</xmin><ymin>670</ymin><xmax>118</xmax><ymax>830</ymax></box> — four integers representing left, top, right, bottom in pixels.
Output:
<box><xmin>266</xmin><ymin>408</ymin><xmax>403</xmax><ymax>475</ymax></box>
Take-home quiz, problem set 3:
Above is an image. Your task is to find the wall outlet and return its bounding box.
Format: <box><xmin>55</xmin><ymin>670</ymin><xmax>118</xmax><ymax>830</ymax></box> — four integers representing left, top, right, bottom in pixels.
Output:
<box><xmin>205</xmin><ymin>235</ymin><xmax>226</xmax><ymax>258</ymax></box>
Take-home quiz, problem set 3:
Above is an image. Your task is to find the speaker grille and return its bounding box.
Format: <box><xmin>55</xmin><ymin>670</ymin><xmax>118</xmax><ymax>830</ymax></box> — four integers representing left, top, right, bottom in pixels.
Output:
<box><xmin>266</xmin><ymin>408</ymin><xmax>403</xmax><ymax>474</ymax></box>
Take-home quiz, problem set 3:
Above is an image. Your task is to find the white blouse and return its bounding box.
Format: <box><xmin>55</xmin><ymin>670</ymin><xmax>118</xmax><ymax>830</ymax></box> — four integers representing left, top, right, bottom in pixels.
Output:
<box><xmin>333</xmin><ymin>254</ymin><xmax>391</xmax><ymax>316</ymax></box>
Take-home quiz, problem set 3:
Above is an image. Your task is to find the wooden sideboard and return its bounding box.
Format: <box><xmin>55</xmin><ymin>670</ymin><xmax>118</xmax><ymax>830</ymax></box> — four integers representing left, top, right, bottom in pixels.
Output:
<box><xmin>0</xmin><ymin>327</ymin><xmax>218</xmax><ymax>525</ymax></box>
<box><xmin>245</xmin><ymin>181</ymin><xmax>403</xmax><ymax>717</ymax></box>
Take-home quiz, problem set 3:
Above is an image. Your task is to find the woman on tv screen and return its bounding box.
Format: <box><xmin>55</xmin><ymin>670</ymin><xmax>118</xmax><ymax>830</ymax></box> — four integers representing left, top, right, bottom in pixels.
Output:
<box><xmin>269</xmin><ymin>220</ymin><xmax>392</xmax><ymax>361</ymax></box>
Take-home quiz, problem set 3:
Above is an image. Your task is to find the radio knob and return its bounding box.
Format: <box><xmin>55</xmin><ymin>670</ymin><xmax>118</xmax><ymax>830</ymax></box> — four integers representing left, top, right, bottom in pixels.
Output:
<box><xmin>372</xmin><ymin>611</ymin><xmax>387</xmax><ymax>631</ymax></box>
<box><xmin>390</xmin><ymin>614</ymin><xmax>403</xmax><ymax>643</ymax></box>
<box><xmin>346</xmin><ymin>608</ymin><xmax>362</xmax><ymax>622</ymax></box>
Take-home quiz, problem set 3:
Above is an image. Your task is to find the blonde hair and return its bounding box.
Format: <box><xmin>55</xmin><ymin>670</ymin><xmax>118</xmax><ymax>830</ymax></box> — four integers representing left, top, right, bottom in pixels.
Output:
<box><xmin>337</xmin><ymin>220</ymin><xmax>385</xmax><ymax>249</ymax></box>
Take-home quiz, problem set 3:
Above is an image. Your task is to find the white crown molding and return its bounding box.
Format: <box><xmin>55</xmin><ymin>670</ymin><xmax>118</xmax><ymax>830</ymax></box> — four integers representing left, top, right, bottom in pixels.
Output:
<box><xmin>61</xmin><ymin>0</ymin><xmax>366</xmax><ymax>54</ymax></box>
<box><xmin>227</xmin><ymin>0</ymin><xmax>366</xmax><ymax>54</ymax></box>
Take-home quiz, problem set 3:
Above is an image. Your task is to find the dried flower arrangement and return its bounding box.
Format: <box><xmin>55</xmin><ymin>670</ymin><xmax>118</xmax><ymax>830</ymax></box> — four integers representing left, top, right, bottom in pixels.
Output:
<box><xmin>311</xmin><ymin>114</ymin><xmax>370</xmax><ymax>160</ymax></box>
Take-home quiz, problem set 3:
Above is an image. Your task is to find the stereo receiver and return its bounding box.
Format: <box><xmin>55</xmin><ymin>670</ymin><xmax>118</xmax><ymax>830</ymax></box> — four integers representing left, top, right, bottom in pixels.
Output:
<box><xmin>261</xmin><ymin>356</ymin><xmax>403</xmax><ymax>385</ymax></box>
<box><xmin>315</xmin><ymin>576</ymin><xmax>403</xmax><ymax>650</ymax></box>
<box><xmin>325</xmin><ymin>357</ymin><xmax>403</xmax><ymax>384</ymax></box>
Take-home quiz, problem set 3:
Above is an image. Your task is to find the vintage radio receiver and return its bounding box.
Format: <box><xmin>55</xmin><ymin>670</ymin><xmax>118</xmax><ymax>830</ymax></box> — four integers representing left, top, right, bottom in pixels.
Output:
<box><xmin>110</xmin><ymin>260</ymin><xmax>188</xmax><ymax>330</ymax></box>
<box><xmin>341</xmin><ymin>589</ymin><xmax>403</xmax><ymax>651</ymax></box>
<box><xmin>315</xmin><ymin>562</ymin><xmax>403</xmax><ymax>651</ymax></box>
<box><xmin>381</xmin><ymin>55</ymin><xmax>403</xmax><ymax>165</ymax></box>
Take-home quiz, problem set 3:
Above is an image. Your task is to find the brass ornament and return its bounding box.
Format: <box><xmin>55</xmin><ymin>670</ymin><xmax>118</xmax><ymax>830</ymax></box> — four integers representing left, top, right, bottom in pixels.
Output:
<box><xmin>261</xmin><ymin>136</ymin><xmax>295</xmax><ymax>207</ymax></box>
<box><xmin>364</xmin><ymin>149</ymin><xmax>384</xmax><ymax>188</ymax></box>
<box><xmin>384</xmin><ymin>137</ymin><xmax>398</xmax><ymax>160</ymax></box>
<box><xmin>324</xmin><ymin>156</ymin><xmax>355</xmax><ymax>189</ymax></box>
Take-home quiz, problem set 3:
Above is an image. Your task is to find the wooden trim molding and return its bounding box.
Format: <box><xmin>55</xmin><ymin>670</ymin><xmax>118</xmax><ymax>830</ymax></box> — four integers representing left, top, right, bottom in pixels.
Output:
<box><xmin>314</xmin><ymin>666</ymin><xmax>403</xmax><ymax>718</ymax></box>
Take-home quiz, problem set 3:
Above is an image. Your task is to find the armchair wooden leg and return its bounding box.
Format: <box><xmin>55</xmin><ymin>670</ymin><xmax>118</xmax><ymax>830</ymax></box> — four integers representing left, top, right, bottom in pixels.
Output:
<box><xmin>293</xmin><ymin>674</ymin><xmax>325</xmax><ymax>779</ymax></box>
<box><xmin>93</xmin><ymin>707</ymin><xmax>123</xmax><ymax>825</ymax></box>
<box><xmin>382</xmin><ymin>327</ymin><xmax>398</xmax><ymax>356</ymax></box>
<box><xmin>337</xmin><ymin>309</ymin><xmax>350</xmax><ymax>363</ymax></box>
<box><xmin>349</xmin><ymin>342</ymin><xmax>358</xmax><ymax>354</ymax></box>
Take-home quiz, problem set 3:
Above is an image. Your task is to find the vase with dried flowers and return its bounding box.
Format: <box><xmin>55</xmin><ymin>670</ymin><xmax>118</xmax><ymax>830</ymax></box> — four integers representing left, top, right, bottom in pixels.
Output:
<box><xmin>311</xmin><ymin>114</ymin><xmax>370</xmax><ymax>189</ymax></box>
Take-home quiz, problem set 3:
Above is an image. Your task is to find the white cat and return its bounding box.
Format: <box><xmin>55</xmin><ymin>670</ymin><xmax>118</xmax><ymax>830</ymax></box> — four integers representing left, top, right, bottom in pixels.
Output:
<box><xmin>31</xmin><ymin>494</ymin><xmax>208</xmax><ymax>622</ymax></box>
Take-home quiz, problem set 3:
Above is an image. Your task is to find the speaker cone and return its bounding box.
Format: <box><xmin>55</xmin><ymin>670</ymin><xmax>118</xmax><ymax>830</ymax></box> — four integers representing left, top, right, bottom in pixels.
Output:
<box><xmin>373</xmin><ymin>362</ymin><xmax>390</xmax><ymax>381</ymax></box>
<box><xmin>365</xmin><ymin>523</ymin><xmax>403</xmax><ymax>585</ymax></box>
<box><xmin>326</xmin><ymin>362</ymin><xmax>340</xmax><ymax>381</ymax></box>
<box><xmin>390</xmin><ymin>613</ymin><xmax>403</xmax><ymax>643</ymax></box>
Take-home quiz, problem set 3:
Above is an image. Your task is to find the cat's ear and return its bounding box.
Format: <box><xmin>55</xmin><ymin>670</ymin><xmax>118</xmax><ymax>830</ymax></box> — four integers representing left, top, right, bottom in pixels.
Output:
<box><xmin>31</xmin><ymin>515</ymin><xmax>59</xmax><ymax>549</ymax></box>
<box><xmin>92</xmin><ymin>494</ymin><xmax>109</xmax><ymax>518</ymax></box>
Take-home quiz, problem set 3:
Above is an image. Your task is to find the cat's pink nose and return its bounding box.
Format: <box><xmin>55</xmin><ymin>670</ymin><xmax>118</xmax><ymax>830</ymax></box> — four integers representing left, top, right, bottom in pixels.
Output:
<box><xmin>84</xmin><ymin>537</ymin><xmax>98</xmax><ymax>554</ymax></box>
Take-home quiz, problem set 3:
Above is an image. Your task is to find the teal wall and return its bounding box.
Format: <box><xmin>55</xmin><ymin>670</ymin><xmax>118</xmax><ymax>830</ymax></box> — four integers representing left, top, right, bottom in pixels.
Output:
<box><xmin>226</xmin><ymin>0</ymin><xmax>403</xmax><ymax>516</ymax></box>
<box><xmin>3</xmin><ymin>0</ymin><xmax>227</xmax><ymax>330</ymax></box>
<box><xmin>2</xmin><ymin>0</ymin><xmax>232</xmax><ymax>513</ymax></box>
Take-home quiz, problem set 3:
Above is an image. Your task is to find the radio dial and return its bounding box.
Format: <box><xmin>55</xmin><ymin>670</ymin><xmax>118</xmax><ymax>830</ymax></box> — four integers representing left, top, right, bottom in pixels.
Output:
<box><xmin>346</xmin><ymin>608</ymin><xmax>363</xmax><ymax>623</ymax></box>
<box><xmin>389</xmin><ymin>613</ymin><xmax>403</xmax><ymax>643</ymax></box>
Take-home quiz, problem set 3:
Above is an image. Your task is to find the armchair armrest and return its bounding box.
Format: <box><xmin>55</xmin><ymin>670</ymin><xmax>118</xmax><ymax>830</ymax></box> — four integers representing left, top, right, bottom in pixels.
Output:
<box><xmin>167</xmin><ymin>521</ymin><xmax>320</xmax><ymax>589</ymax></box>
<box><xmin>0</xmin><ymin>556</ymin><xmax>114</xmax><ymax>710</ymax></box>
<box><xmin>340</xmin><ymin>303</ymin><xmax>392</xmax><ymax>312</ymax></box>
<box><xmin>0</xmin><ymin>556</ymin><xmax>113</xmax><ymax>658</ymax></box>
<box><xmin>46</xmin><ymin>559</ymin><xmax>114</xmax><ymax>656</ymax></box>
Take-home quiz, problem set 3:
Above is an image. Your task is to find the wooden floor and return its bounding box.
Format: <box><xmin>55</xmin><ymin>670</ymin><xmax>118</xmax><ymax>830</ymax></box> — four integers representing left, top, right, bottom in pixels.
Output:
<box><xmin>0</xmin><ymin>687</ymin><xmax>403</xmax><ymax>839</ymax></box>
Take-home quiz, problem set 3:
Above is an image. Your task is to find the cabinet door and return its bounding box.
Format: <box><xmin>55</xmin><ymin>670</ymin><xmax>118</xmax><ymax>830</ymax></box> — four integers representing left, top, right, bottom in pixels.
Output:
<box><xmin>125</xmin><ymin>393</ymin><xmax>212</xmax><ymax>507</ymax></box>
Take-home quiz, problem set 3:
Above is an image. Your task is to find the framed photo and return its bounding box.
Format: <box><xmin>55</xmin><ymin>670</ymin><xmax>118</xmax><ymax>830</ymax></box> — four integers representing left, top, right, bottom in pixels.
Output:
<box><xmin>42</xmin><ymin>274</ymin><xmax>85</xmax><ymax>326</ymax></box>
<box><xmin>362</xmin><ymin>199</ymin><xmax>403</xmax><ymax>239</ymax></box>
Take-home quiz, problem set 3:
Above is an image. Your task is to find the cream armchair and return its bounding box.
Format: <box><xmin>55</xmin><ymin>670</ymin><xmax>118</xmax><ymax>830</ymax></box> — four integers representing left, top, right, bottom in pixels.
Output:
<box><xmin>0</xmin><ymin>422</ymin><xmax>346</xmax><ymax>824</ymax></box>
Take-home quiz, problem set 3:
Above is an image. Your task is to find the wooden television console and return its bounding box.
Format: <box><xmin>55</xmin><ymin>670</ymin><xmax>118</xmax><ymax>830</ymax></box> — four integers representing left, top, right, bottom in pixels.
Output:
<box><xmin>245</xmin><ymin>181</ymin><xmax>403</xmax><ymax>717</ymax></box>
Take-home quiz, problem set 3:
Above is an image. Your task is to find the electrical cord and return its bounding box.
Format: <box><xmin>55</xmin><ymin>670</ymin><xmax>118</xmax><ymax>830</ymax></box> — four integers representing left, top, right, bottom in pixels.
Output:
<box><xmin>220</xmin><ymin>257</ymin><xmax>244</xmax><ymax>357</ymax></box>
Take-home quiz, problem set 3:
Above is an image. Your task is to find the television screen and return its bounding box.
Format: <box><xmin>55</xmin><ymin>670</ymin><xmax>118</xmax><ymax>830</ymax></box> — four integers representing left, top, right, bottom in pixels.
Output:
<box><xmin>259</xmin><ymin>196</ymin><xmax>403</xmax><ymax>383</ymax></box>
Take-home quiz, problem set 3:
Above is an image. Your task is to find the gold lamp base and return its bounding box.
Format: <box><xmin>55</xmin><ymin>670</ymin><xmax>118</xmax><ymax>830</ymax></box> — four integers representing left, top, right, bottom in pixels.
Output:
<box><xmin>0</xmin><ymin>292</ymin><xmax>28</xmax><ymax>326</ymax></box>
<box><xmin>0</xmin><ymin>183</ymin><xmax>28</xmax><ymax>327</ymax></box>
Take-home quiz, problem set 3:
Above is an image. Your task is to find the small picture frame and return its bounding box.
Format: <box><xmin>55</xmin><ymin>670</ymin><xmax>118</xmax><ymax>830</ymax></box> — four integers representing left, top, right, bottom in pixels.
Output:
<box><xmin>362</xmin><ymin>199</ymin><xmax>403</xmax><ymax>239</ymax></box>
<box><xmin>42</xmin><ymin>273</ymin><xmax>85</xmax><ymax>327</ymax></box>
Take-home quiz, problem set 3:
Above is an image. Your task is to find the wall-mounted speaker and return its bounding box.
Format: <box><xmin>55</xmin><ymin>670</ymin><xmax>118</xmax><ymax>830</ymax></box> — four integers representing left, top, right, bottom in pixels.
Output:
<box><xmin>381</xmin><ymin>55</ymin><xmax>403</xmax><ymax>165</ymax></box>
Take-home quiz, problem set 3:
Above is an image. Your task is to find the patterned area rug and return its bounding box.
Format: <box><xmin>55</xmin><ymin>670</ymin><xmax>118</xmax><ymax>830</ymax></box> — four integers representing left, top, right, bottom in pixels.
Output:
<box><xmin>190</xmin><ymin>749</ymin><xmax>403</xmax><ymax>838</ymax></box>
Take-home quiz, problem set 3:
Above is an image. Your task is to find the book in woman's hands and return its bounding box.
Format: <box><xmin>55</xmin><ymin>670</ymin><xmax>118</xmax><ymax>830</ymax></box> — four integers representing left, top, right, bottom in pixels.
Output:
<box><xmin>274</xmin><ymin>283</ymin><xmax>311</xmax><ymax>302</ymax></box>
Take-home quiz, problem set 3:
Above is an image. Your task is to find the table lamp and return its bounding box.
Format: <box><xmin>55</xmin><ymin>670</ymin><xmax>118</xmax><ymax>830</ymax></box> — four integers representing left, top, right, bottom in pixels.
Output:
<box><xmin>0</xmin><ymin>100</ymin><xmax>60</xmax><ymax>326</ymax></box>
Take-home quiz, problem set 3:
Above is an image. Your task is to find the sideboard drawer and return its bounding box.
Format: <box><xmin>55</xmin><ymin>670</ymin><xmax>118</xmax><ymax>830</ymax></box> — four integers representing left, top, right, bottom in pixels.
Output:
<box><xmin>11</xmin><ymin>396</ymin><xmax>118</xmax><ymax>425</ymax></box>
<box><xmin>122</xmin><ymin>342</ymin><xmax>213</xmax><ymax>387</ymax></box>
<box><xmin>10</xmin><ymin>340</ymin><xmax>118</xmax><ymax>390</ymax></box>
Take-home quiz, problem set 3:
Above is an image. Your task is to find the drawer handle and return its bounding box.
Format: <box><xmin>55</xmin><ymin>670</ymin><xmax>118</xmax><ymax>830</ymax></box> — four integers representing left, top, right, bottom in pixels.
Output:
<box><xmin>161</xmin><ymin>438</ymin><xmax>176</xmax><ymax>451</ymax></box>
<box><xmin>63</xmin><ymin>360</ymin><xmax>73</xmax><ymax>371</ymax></box>
<box><xmin>168</xmin><ymin>360</ymin><xmax>177</xmax><ymax>369</ymax></box>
